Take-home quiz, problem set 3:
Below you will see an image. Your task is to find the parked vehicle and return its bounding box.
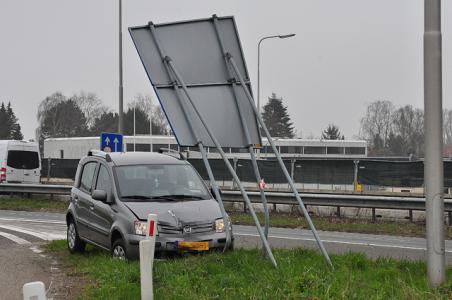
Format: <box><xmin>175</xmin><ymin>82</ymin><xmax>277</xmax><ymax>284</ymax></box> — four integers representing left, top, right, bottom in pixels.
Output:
<box><xmin>0</xmin><ymin>140</ymin><xmax>41</xmax><ymax>184</ymax></box>
<box><xmin>66</xmin><ymin>150</ymin><xmax>233</xmax><ymax>260</ymax></box>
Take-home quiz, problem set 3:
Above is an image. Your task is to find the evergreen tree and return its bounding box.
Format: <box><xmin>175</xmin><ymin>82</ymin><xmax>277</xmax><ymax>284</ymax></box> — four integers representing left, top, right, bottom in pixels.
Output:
<box><xmin>0</xmin><ymin>102</ymin><xmax>23</xmax><ymax>140</ymax></box>
<box><xmin>90</xmin><ymin>112</ymin><xmax>119</xmax><ymax>136</ymax></box>
<box><xmin>322</xmin><ymin>124</ymin><xmax>343</xmax><ymax>140</ymax></box>
<box><xmin>0</xmin><ymin>103</ymin><xmax>8</xmax><ymax>139</ymax></box>
<box><xmin>39</xmin><ymin>98</ymin><xmax>88</xmax><ymax>139</ymax></box>
<box><xmin>6</xmin><ymin>102</ymin><xmax>23</xmax><ymax>140</ymax></box>
<box><xmin>261</xmin><ymin>93</ymin><xmax>295</xmax><ymax>138</ymax></box>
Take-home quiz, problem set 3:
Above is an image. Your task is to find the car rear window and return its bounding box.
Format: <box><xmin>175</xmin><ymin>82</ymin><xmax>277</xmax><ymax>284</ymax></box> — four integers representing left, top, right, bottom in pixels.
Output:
<box><xmin>7</xmin><ymin>150</ymin><xmax>40</xmax><ymax>169</ymax></box>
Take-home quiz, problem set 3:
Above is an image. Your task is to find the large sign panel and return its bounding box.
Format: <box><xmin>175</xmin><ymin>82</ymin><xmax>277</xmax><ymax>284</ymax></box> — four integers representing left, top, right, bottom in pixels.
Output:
<box><xmin>129</xmin><ymin>16</ymin><xmax>261</xmax><ymax>148</ymax></box>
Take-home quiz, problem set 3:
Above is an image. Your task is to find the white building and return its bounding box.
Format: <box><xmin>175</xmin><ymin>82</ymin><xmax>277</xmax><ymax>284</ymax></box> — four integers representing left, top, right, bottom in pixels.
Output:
<box><xmin>44</xmin><ymin>135</ymin><xmax>367</xmax><ymax>159</ymax></box>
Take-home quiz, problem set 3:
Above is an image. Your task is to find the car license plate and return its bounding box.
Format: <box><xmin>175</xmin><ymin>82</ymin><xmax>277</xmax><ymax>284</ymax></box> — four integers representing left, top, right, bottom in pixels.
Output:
<box><xmin>175</xmin><ymin>241</ymin><xmax>209</xmax><ymax>251</ymax></box>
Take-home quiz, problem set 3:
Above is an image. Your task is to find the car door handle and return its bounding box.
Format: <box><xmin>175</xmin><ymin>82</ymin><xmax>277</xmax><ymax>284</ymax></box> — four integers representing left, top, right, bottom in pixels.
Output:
<box><xmin>73</xmin><ymin>195</ymin><xmax>79</xmax><ymax>204</ymax></box>
<box><xmin>89</xmin><ymin>203</ymin><xmax>95</xmax><ymax>210</ymax></box>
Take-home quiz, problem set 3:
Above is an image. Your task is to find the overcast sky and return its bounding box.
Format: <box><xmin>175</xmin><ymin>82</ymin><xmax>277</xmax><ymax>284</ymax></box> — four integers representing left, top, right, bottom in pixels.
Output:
<box><xmin>1</xmin><ymin>0</ymin><xmax>451</xmax><ymax>140</ymax></box>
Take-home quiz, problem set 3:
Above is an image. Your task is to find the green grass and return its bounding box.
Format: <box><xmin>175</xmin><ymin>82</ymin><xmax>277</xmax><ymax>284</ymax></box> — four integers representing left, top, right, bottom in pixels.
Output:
<box><xmin>230</xmin><ymin>212</ymin><xmax>452</xmax><ymax>239</ymax></box>
<box><xmin>0</xmin><ymin>196</ymin><xmax>68</xmax><ymax>212</ymax></box>
<box><xmin>47</xmin><ymin>240</ymin><xmax>452</xmax><ymax>300</ymax></box>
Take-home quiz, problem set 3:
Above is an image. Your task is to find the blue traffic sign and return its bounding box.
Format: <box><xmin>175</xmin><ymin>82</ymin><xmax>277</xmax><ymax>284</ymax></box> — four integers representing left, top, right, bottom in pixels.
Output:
<box><xmin>100</xmin><ymin>132</ymin><xmax>123</xmax><ymax>152</ymax></box>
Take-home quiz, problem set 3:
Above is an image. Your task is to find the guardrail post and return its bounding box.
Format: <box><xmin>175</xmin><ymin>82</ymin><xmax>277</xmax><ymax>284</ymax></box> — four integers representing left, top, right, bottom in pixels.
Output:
<box><xmin>336</xmin><ymin>206</ymin><xmax>341</xmax><ymax>218</ymax></box>
<box><xmin>140</xmin><ymin>214</ymin><xmax>158</xmax><ymax>300</ymax></box>
<box><xmin>448</xmin><ymin>211</ymin><xmax>452</xmax><ymax>226</ymax></box>
<box><xmin>372</xmin><ymin>208</ymin><xmax>376</xmax><ymax>222</ymax></box>
<box><xmin>409</xmin><ymin>210</ymin><xmax>414</xmax><ymax>223</ymax></box>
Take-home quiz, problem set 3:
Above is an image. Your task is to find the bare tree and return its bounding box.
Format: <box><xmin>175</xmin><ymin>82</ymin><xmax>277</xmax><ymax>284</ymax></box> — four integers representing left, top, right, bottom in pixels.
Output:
<box><xmin>360</xmin><ymin>100</ymin><xmax>394</xmax><ymax>149</ymax></box>
<box><xmin>71</xmin><ymin>91</ymin><xmax>109</xmax><ymax>128</ymax></box>
<box><xmin>131</xmin><ymin>94</ymin><xmax>169</xmax><ymax>135</ymax></box>
<box><xmin>391</xmin><ymin>105</ymin><xmax>424</xmax><ymax>157</ymax></box>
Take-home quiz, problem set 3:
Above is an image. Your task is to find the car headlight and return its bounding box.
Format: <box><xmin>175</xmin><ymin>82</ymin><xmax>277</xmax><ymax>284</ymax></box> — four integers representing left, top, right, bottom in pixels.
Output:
<box><xmin>134</xmin><ymin>221</ymin><xmax>147</xmax><ymax>236</ymax></box>
<box><xmin>215</xmin><ymin>218</ymin><xmax>225</xmax><ymax>233</ymax></box>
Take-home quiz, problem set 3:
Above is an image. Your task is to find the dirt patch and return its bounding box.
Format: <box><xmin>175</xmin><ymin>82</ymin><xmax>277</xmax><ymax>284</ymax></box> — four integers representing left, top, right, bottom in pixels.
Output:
<box><xmin>44</xmin><ymin>245</ymin><xmax>87</xmax><ymax>300</ymax></box>
<box><xmin>0</xmin><ymin>242</ymin><xmax>86</xmax><ymax>300</ymax></box>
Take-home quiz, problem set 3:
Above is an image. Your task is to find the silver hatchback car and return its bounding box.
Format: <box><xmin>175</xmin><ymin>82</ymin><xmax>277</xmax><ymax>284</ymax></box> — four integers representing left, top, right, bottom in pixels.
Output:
<box><xmin>66</xmin><ymin>150</ymin><xmax>233</xmax><ymax>259</ymax></box>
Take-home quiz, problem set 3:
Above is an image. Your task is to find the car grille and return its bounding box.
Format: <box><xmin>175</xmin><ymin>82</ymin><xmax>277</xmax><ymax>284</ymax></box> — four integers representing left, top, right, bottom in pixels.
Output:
<box><xmin>158</xmin><ymin>222</ymin><xmax>214</xmax><ymax>235</ymax></box>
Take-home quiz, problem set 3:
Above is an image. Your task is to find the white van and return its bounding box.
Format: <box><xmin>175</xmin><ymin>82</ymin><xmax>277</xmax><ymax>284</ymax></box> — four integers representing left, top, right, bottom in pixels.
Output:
<box><xmin>0</xmin><ymin>140</ymin><xmax>41</xmax><ymax>184</ymax></box>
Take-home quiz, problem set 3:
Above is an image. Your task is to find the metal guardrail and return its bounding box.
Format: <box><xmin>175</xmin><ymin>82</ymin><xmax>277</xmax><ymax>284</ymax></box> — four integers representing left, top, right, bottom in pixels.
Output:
<box><xmin>221</xmin><ymin>190</ymin><xmax>452</xmax><ymax>211</ymax></box>
<box><xmin>0</xmin><ymin>183</ymin><xmax>72</xmax><ymax>195</ymax></box>
<box><xmin>2</xmin><ymin>183</ymin><xmax>452</xmax><ymax>222</ymax></box>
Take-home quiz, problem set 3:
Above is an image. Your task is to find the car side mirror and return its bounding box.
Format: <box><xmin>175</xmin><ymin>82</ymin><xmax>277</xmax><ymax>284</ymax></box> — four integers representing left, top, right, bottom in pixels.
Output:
<box><xmin>92</xmin><ymin>189</ymin><xmax>108</xmax><ymax>202</ymax></box>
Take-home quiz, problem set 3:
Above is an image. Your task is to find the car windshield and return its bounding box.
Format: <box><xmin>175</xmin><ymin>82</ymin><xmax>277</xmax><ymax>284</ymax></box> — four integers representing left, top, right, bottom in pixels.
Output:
<box><xmin>114</xmin><ymin>164</ymin><xmax>211</xmax><ymax>201</ymax></box>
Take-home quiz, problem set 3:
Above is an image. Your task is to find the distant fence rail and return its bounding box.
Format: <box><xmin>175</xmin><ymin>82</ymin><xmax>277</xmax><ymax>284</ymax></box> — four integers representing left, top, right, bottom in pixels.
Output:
<box><xmin>41</xmin><ymin>158</ymin><xmax>452</xmax><ymax>188</ymax></box>
<box><xmin>2</xmin><ymin>183</ymin><xmax>452</xmax><ymax>224</ymax></box>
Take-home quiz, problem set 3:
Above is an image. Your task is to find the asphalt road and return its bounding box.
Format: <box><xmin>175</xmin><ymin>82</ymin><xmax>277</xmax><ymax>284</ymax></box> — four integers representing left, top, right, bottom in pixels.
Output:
<box><xmin>1</xmin><ymin>210</ymin><xmax>452</xmax><ymax>265</ymax></box>
<box><xmin>0</xmin><ymin>211</ymin><xmax>73</xmax><ymax>300</ymax></box>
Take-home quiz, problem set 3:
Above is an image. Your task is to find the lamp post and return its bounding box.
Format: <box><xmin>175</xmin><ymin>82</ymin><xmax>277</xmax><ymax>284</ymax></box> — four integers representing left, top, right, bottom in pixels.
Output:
<box><xmin>118</xmin><ymin>0</ymin><xmax>124</xmax><ymax>134</ymax></box>
<box><xmin>257</xmin><ymin>34</ymin><xmax>295</xmax><ymax>115</ymax></box>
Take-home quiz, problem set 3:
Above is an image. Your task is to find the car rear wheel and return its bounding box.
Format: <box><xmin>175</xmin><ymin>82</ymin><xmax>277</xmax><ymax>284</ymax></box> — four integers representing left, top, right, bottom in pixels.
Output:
<box><xmin>67</xmin><ymin>219</ymin><xmax>85</xmax><ymax>253</ymax></box>
<box><xmin>112</xmin><ymin>238</ymin><xmax>127</xmax><ymax>260</ymax></box>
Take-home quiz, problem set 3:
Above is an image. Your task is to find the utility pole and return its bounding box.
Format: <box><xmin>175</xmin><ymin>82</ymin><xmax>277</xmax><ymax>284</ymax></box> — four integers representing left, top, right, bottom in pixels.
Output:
<box><xmin>118</xmin><ymin>0</ymin><xmax>124</xmax><ymax>134</ymax></box>
<box><xmin>424</xmin><ymin>0</ymin><xmax>445</xmax><ymax>286</ymax></box>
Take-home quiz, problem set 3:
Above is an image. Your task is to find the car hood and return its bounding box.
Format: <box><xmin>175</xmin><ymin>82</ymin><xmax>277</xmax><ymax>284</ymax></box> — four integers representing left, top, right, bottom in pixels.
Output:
<box><xmin>123</xmin><ymin>199</ymin><xmax>223</xmax><ymax>225</ymax></box>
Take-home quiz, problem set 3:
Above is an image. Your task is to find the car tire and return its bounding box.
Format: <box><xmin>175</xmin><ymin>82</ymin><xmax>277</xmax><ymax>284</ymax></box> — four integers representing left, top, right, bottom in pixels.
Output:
<box><xmin>67</xmin><ymin>219</ymin><xmax>85</xmax><ymax>254</ymax></box>
<box><xmin>112</xmin><ymin>238</ymin><xmax>128</xmax><ymax>260</ymax></box>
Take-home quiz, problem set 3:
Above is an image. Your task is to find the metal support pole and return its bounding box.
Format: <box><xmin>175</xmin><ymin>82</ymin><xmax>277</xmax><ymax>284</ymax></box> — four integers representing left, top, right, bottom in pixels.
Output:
<box><xmin>353</xmin><ymin>160</ymin><xmax>359</xmax><ymax>191</ymax></box>
<box><xmin>133</xmin><ymin>106</ymin><xmax>136</xmax><ymax>151</ymax></box>
<box><xmin>118</xmin><ymin>0</ymin><xmax>124</xmax><ymax>134</ymax></box>
<box><xmin>424</xmin><ymin>0</ymin><xmax>445</xmax><ymax>286</ymax></box>
<box><xmin>199</xmin><ymin>144</ymin><xmax>231</xmax><ymax>250</ymax></box>
<box><xmin>165</xmin><ymin>57</ymin><xmax>277</xmax><ymax>268</ymax></box>
<box><xmin>233</xmin><ymin>158</ymin><xmax>238</xmax><ymax>190</ymax></box>
<box><xmin>227</xmin><ymin>54</ymin><xmax>334</xmax><ymax>270</ymax></box>
<box><xmin>249</xmin><ymin>145</ymin><xmax>270</xmax><ymax>238</ymax></box>
<box><xmin>211</xmin><ymin>15</ymin><xmax>270</xmax><ymax>239</ymax></box>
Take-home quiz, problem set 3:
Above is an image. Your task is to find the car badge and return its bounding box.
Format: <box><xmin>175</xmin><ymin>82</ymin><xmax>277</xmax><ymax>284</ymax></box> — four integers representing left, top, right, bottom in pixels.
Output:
<box><xmin>183</xmin><ymin>226</ymin><xmax>192</xmax><ymax>234</ymax></box>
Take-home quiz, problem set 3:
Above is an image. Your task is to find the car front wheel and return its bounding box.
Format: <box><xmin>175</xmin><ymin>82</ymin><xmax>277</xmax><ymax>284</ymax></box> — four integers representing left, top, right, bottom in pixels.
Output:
<box><xmin>112</xmin><ymin>238</ymin><xmax>127</xmax><ymax>260</ymax></box>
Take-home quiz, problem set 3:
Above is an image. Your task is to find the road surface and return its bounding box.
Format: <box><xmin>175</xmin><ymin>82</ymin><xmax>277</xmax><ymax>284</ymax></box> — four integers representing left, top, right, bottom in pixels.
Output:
<box><xmin>1</xmin><ymin>209</ymin><xmax>451</xmax><ymax>264</ymax></box>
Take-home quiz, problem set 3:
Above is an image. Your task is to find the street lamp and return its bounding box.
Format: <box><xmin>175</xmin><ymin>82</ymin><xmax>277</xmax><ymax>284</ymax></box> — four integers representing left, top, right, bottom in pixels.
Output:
<box><xmin>118</xmin><ymin>0</ymin><xmax>124</xmax><ymax>134</ymax></box>
<box><xmin>257</xmin><ymin>33</ymin><xmax>296</xmax><ymax>115</ymax></box>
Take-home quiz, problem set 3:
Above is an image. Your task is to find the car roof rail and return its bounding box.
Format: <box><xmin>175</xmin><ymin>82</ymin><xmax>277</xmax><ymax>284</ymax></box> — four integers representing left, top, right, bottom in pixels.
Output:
<box><xmin>87</xmin><ymin>149</ymin><xmax>112</xmax><ymax>162</ymax></box>
<box><xmin>158</xmin><ymin>148</ymin><xmax>187</xmax><ymax>160</ymax></box>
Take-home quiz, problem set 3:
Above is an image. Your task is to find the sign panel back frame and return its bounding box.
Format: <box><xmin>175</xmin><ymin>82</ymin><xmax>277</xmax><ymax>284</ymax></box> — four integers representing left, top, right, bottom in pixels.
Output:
<box><xmin>129</xmin><ymin>16</ymin><xmax>262</xmax><ymax>148</ymax></box>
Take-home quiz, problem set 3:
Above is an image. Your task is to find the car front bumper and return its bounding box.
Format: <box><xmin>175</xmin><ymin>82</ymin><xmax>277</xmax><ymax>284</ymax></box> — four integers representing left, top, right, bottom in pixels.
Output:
<box><xmin>125</xmin><ymin>231</ymin><xmax>233</xmax><ymax>259</ymax></box>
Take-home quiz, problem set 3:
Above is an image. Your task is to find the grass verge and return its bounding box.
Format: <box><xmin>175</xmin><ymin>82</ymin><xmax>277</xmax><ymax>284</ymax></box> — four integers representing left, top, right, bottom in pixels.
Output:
<box><xmin>0</xmin><ymin>196</ymin><xmax>68</xmax><ymax>212</ymax></box>
<box><xmin>230</xmin><ymin>212</ymin><xmax>452</xmax><ymax>239</ymax></box>
<box><xmin>47</xmin><ymin>240</ymin><xmax>452</xmax><ymax>300</ymax></box>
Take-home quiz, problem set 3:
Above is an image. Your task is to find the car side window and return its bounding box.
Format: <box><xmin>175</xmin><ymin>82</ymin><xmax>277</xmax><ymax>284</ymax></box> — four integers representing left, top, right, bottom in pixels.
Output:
<box><xmin>80</xmin><ymin>162</ymin><xmax>97</xmax><ymax>193</ymax></box>
<box><xmin>95</xmin><ymin>165</ymin><xmax>112</xmax><ymax>197</ymax></box>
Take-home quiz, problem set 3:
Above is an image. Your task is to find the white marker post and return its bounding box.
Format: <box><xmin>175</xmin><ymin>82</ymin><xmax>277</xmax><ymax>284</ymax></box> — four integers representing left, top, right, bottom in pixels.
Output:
<box><xmin>23</xmin><ymin>281</ymin><xmax>46</xmax><ymax>300</ymax></box>
<box><xmin>140</xmin><ymin>214</ymin><xmax>158</xmax><ymax>300</ymax></box>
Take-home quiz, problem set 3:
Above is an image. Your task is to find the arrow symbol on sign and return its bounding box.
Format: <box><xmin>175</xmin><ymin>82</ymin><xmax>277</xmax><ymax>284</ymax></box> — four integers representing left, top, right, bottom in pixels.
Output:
<box><xmin>105</xmin><ymin>136</ymin><xmax>110</xmax><ymax>145</ymax></box>
<box><xmin>113</xmin><ymin>137</ymin><xmax>119</xmax><ymax>152</ymax></box>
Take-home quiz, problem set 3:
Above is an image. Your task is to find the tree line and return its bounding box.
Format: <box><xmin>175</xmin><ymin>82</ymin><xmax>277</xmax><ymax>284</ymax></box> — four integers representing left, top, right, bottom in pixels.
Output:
<box><xmin>0</xmin><ymin>102</ymin><xmax>23</xmax><ymax>140</ymax></box>
<box><xmin>36</xmin><ymin>91</ymin><xmax>169</xmax><ymax>148</ymax></box>
<box><xmin>359</xmin><ymin>100</ymin><xmax>443</xmax><ymax>157</ymax></box>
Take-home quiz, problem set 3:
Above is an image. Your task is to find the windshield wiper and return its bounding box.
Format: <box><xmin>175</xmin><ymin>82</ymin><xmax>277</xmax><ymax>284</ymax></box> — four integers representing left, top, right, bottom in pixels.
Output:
<box><xmin>158</xmin><ymin>194</ymin><xmax>206</xmax><ymax>200</ymax></box>
<box><xmin>121</xmin><ymin>195</ymin><xmax>153</xmax><ymax>200</ymax></box>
